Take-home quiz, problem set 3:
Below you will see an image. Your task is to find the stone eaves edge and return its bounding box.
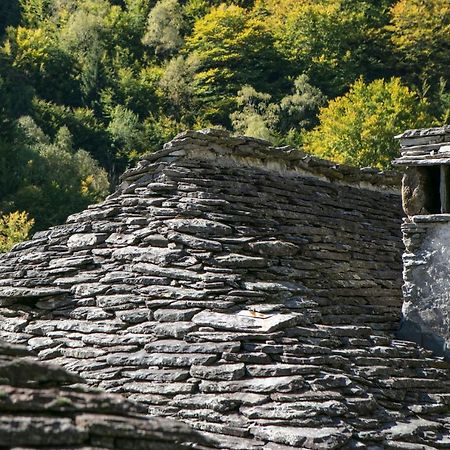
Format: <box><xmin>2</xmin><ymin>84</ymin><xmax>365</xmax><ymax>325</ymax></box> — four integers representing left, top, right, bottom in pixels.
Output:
<box><xmin>119</xmin><ymin>129</ymin><xmax>401</xmax><ymax>194</ymax></box>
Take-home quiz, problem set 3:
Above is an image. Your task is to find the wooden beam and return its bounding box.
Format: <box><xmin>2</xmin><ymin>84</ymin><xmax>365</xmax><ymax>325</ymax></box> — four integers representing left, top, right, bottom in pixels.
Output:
<box><xmin>440</xmin><ymin>165</ymin><xmax>448</xmax><ymax>213</ymax></box>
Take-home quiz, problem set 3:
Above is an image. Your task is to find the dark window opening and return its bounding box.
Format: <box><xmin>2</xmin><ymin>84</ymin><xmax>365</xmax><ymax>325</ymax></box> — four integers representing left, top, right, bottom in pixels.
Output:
<box><xmin>417</xmin><ymin>165</ymin><xmax>450</xmax><ymax>214</ymax></box>
<box><xmin>402</xmin><ymin>165</ymin><xmax>450</xmax><ymax>216</ymax></box>
<box><xmin>420</xmin><ymin>165</ymin><xmax>441</xmax><ymax>214</ymax></box>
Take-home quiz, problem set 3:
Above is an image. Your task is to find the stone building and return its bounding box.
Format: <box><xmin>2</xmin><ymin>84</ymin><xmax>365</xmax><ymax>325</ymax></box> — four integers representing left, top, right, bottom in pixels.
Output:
<box><xmin>395</xmin><ymin>126</ymin><xmax>450</xmax><ymax>360</ymax></box>
<box><xmin>1</xmin><ymin>129</ymin><xmax>450</xmax><ymax>449</ymax></box>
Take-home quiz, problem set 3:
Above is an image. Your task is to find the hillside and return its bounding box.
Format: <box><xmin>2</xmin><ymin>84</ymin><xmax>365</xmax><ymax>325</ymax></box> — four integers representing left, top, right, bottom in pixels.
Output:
<box><xmin>0</xmin><ymin>0</ymin><xmax>449</xmax><ymax>243</ymax></box>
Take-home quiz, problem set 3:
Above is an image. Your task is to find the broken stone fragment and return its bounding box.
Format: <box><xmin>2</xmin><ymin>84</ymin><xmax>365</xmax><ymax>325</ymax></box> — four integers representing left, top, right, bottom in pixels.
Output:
<box><xmin>192</xmin><ymin>310</ymin><xmax>300</xmax><ymax>333</ymax></box>
<box><xmin>212</xmin><ymin>253</ymin><xmax>268</xmax><ymax>268</ymax></box>
<box><xmin>247</xmin><ymin>240</ymin><xmax>300</xmax><ymax>257</ymax></box>
<box><xmin>251</xmin><ymin>425</ymin><xmax>352</xmax><ymax>448</ymax></box>
<box><xmin>167</xmin><ymin>231</ymin><xmax>223</xmax><ymax>251</ymax></box>
<box><xmin>166</xmin><ymin>218</ymin><xmax>233</xmax><ymax>236</ymax></box>
<box><xmin>190</xmin><ymin>363</ymin><xmax>246</xmax><ymax>381</ymax></box>
<box><xmin>67</xmin><ymin>233</ymin><xmax>108</xmax><ymax>249</ymax></box>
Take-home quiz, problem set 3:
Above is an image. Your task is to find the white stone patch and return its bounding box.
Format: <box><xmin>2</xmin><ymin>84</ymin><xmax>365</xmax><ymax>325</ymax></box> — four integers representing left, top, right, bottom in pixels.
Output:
<box><xmin>192</xmin><ymin>310</ymin><xmax>299</xmax><ymax>333</ymax></box>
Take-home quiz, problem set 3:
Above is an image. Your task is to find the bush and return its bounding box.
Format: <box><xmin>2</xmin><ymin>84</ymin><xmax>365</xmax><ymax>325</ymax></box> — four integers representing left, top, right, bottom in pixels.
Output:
<box><xmin>0</xmin><ymin>211</ymin><xmax>34</xmax><ymax>252</ymax></box>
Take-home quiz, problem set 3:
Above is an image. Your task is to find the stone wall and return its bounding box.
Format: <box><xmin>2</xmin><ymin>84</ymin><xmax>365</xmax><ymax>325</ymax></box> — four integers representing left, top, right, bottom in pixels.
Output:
<box><xmin>2</xmin><ymin>130</ymin><xmax>450</xmax><ymax>448</ymax></box>
<box><xmin>0</xmin><ymin>339</ymin><xmax>210</xmax><ymax>449</ymax></box>
<box><xmin>401</xmin><ymin>216</ymin><xmax>450</xmax><ymax>358</ymax></box>
<box><xmin>395</xmin><ymin>126</ymin><xmax>450</xmax><ymax>359</ymax></box>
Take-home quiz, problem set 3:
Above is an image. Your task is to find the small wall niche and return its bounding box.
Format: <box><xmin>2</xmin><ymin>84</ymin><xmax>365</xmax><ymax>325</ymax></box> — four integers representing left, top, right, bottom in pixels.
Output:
<box><xmin>402</xmin><ymin>165</ymin><xmax>450</xmax><ymax>216</ymax></box>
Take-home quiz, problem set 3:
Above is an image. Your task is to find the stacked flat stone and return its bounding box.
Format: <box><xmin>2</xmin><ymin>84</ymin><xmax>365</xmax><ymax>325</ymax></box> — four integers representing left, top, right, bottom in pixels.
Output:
<box><xmin>0</xmin><ymin>339</ymin><xmax>210</xmax><ymax>449</ymax></box>
<box><xmin>394</xmin><ymin>125</ymin><xmax>450</xmax><ymax>164</ymax></box>
<box><xmin>0</xmin><ymin>129</ymin><xmax>449</xmax><ymax>449</ymax></box>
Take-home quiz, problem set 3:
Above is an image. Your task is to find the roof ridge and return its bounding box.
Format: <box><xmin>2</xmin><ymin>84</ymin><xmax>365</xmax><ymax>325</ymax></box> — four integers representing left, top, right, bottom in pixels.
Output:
<box><xmin>119</xmin><ymin>128</ymin><xmax>401</xmax><ymax>190</ymax></box>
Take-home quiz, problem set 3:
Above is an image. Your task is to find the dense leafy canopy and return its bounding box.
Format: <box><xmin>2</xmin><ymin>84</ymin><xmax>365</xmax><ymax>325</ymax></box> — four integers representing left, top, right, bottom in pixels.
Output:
<box><xmin>304</xmin><ymin>78</ymin><xmax>431</xmax><ymax>168</ymax></box>
<box><xmin>0</xmin><ymin>0</ymin><xmax>449</xmax><ymax>246</ymax></box>
<box><xmin>388</xmin><ymin>0</ymin><xmax>450</xmax><ymax>84</ymax></box>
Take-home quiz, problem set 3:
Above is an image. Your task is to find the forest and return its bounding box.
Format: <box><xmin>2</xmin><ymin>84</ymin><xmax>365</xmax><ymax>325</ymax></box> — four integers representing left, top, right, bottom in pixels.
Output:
<box><xmin>0</xmin><ymin>0</ymin><xmax>449</xmax><ymax>250</ymax></box>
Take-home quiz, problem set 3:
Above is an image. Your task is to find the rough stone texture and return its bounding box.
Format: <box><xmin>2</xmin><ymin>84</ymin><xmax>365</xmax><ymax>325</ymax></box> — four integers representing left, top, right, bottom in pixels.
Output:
<box><xmin>395</xmin><ymin>126</ymin><xmax>450</xmax><ymax>162</ymax></box>
<box><xmin>1</xmin><ymin>129</ymin><xmax>450</xmax><ymax>448</ymax></box>
<box><xmin>400</xmin><ymin>216</ymin><xmax>450</xmax><ymax>360</ymax></box>
<box><xmin>401</xmin><ymin>167</ymin><xmax>431</xmax><ymax>216</ymax></box>
<box><xmin>395</xmin><ymin>126</ymin><xmax>450</xmax><ymax>359</ymax></box>
<box><xmin>0</xmin><ymin>339</ymin><xmax>211</xmax><ymax>449</ymax></box>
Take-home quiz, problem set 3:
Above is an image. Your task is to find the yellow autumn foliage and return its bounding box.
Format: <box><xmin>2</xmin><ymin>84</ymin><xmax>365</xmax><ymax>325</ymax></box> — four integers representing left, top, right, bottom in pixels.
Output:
<box><xmin>0</xmin><ymin>211</ymin><xmax>35</xmax><ymax>253</ymax></box>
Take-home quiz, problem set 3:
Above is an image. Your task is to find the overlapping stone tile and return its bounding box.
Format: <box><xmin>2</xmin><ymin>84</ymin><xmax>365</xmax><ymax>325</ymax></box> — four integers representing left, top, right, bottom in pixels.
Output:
<box><xmin>0</xmin><ymin>129</ymin><xmax>449</xmax><ymax>449</ymax></box>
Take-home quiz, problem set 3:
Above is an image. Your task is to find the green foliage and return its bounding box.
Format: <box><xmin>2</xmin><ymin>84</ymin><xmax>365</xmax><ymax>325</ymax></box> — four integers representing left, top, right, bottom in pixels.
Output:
<box><xmin>57</xmin><ymin>6</ymin><xmax>105</xmax><ymax>104</ymax></box>
<box><xmin>4</xmin><ymin>25</ymin><xmax>78</xmax><ymax>105</ymax></box>
<box><xmin>31</xmin><ymin>98</ymin><xmax>111</xmax><ymax>168</ymax></box>
<box><xmin>0</xmin><ymin>0</ymin><xmax>449</xmax><ymax>245</ymax></box>
<box><xmin>230</xmin><ymin>75</ymin><xmax>325</xmax><ymax>143</ymax></box>
<box><xmin>0</xmin><ymin>211</ymin><xmax>34</xmax><ymax>252</ymax></box>
<box><xmin>304</xmin><ymin>77</ymin><xmax>431</xmax><ymax>168</ymax></box>
<box><xmin>388</xmin><ymin>0</ymin><xmax>450</xmax><ymax>85</ymax></box>
<box><xmin>107</xmin><ymin>104</ymin><xmax>143</xmax><ymax>153</ymax></box>
<box><xmin>142</xmin><ymin>0</ymin><xmax>185</xmax><ymax>57</ymax></box>
<box><xmin>158</xmin><ymin>55</ymin><xmax>199</xmax><ymax>122</ymax></box>
<box><xmin>142</xmin><ymin>113</ymin><xmax>186</xmax><ymax>158</ymax></box>
<box><xmin>184</xmin><ymin>0</ymin><xmax>212</xmax><ymax>25</ymax></box>
<box><xmin>19</xmin><ymin>0</ymin><xmax>53</xmax><ymax>27</ymax></box>
<box><xmin>184</xmin><ymin>4</ymin><xmax>287</xmax><ymax>123</ymax></box>
<box><xmin>278</xmin><ymin>75</ymin><xmax>326</xmax><ymax>134</ymax></box>
<box><xmin>3</xmin><ymin>117</ymin><xmax>109</xmax><ymax>230</ymax></box>
<box><xmin>434</xmin><ymin>80</ymin><xmax>450</xmax><ymax>125</ymax></box>
<box><xmin>231</xmin><ymin>86</ymin><xmax>278</xmax><ymax>141</ymax></box>
<box><xmin>272</xmin><ymin>0</ymin><xmax>394</xmax><ymax>97</ymax></box>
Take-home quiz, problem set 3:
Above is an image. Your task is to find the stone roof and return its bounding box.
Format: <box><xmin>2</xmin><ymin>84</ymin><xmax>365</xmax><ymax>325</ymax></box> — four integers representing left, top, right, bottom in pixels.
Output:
<box><xmin>0</xmin><ymin>339</ymin><xmax>210</xmax><ymax>449</ymax></box>
<box><xmin>394</xmin><ymin>125</ymin><xmax>450</xmax><ymax>165</ymax></box>
<box><xmin>121</xmin><ymin>129</ymin><xmax>401</xmax><ymax>190</ymax></box>
<box><xmin>0</xmin><ymin>129</ymin><xmax>450</xmax><ymax>449</ymax></box>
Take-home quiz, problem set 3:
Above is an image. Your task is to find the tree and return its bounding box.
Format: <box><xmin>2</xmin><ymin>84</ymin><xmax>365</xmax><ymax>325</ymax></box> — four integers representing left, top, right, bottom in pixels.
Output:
<box><xmin>230</xmin><ymin>75</ymin><xmax>325</xmax><ymax>144</ymax></box>
<box><xmin>19</xmin><ymin>0</ymin><xmax>52</xmax><ymax>27</ymax></box>
<box><xmin>230</xmin><ymin>85</ymin><xmax>278</xmax><ymax>141</ymax></box>
<box><xmin>158</xmin><ymin>54</ymin><xmax>200</xmax><ymax>122</ymax></box>
<box><xmin>6</xmin><ymin>117</ymin><xmax>109</xmax><ymax>230</ymax></box>
<box><xmin>0</xmin><ymin>211</ymin><xmax>34</xmax><ymax>252</ymax></box>
<box><xmin>142</xmin><ymin>0</ymin><xmax>185</xmax><ymax>57</ymax></box>
<box><xmin>107</xmin><ymin>104</ymin><xmax>143</xmax><ymax>156</ymax></box>
<box><xmin>183</xmin><ymin>4</ymin><xmax>287</xmax><ymax>124</ymax></box>
<box><xmin>3</xmin><ymin>25</ymin><xmax>78</xmax><ymax>105</ymax></box>
<box><xmin>388</xmin><ymin>0</ymin><xmax>450</xmax><ymax>85</ymax></box>
<box><xmin>58</xmin><ymin>7</ymin><xmax>105</xmax><ymax>104</ymax></box>
<box><xmin>278</xmin><ymin>74</ymin><xmax>325</xmax><ymax>134</ymax></box>
<box><xmin>304</xmin><ymin>77</ymin><xmax>431</xmax><ymax>169</ymax></box>
<box><xmin>272</xmin><ymin>0</ymin><xmax>394</xmax><ymax>97</ymax></box>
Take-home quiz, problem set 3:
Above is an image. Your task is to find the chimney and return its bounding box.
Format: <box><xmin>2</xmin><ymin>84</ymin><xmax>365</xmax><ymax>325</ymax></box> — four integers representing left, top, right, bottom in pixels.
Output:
<box><xmin>394</xmin><ymin>125</ymin><xmax>450</xmax><ymax>358</ymax></box>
